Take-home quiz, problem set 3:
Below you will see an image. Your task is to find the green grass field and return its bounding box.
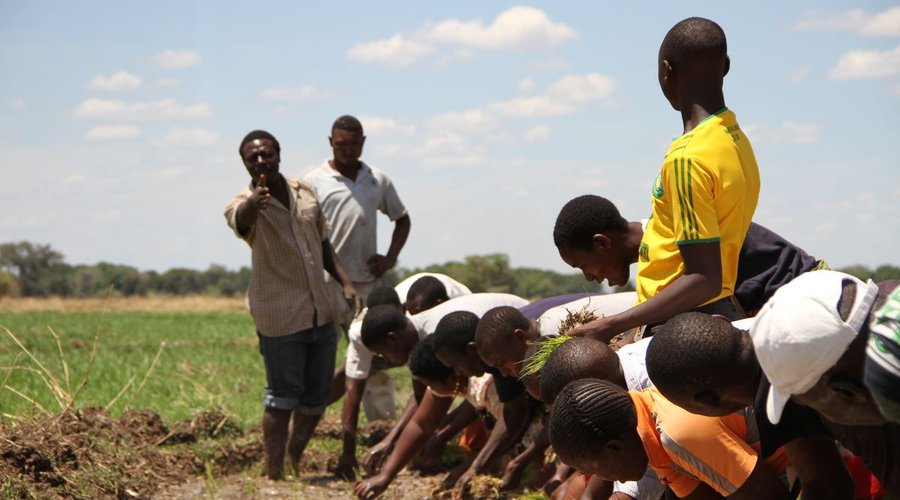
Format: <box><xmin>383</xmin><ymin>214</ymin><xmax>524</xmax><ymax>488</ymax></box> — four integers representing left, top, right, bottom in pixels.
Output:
<box><xmin>0</xmin><ymin>308</ymin><xmax>412</xmax><ymax>428</ymax></box>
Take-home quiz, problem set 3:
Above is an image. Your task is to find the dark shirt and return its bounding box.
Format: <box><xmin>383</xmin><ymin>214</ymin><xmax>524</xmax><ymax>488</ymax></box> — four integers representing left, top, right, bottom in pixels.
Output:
<box><xmin>486</xmin><ymin>366</ymin><xmax>525</xmax><ymax>403</ymax></box>
<box><xmin>735</xmin><ymin>222</ymin><xmax>818</xmax><ymax>314</ymax></box>
<box><xmin>754</xmin><ymin>376</ymin><xmax>900</xmax><ymax>495</ymax></box>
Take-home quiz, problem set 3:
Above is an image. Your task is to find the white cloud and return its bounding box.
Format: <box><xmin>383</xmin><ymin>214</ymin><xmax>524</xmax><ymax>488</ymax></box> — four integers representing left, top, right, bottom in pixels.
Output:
<box><xmin>794</xmin><ymin>7</ymin><xmax>900</xmax><ymax>37</ymax></box>
<box><xmin>530</xmin><ymin>58</ymin><xmax>571</xmax><ymax>71</ymax></box>
<box><xmin>427</xmin><ymin>110</ymin><xmax>498</xmax><ymax>133</ymax></box>
<box><xmin>423</xmin><ymin>6</ymin><xmax>577</xmax><ymax>50</ymax></box>
<box><xmin>862</xmin><ymin>6</ymin><xmax>900</xmax><ymax>36</ymax></box>
<box><xmin>85</xmin><ymin>125</ymin><xmax>142</xmax><ymax>141</ymax></box>
<box><xmin>261</xmin><ymin>85</ymin><xmax>329</xmax><ymax>102</ymax></box>
<box><xmin>517</xmin><ymin>78</ymin><xmax>536</xmax><ymax>92</ymax></box>
<box><xmin>790</xmin><ymin>65</ymin><xmax>811</xmax><ymax>83</ymax></box>
<box><xmin>74</xmin><ymin>98</ymin><xmax>212</xmax><ymax>121</ymax></box>
<box><xmin>347</xmin><ymin>7</ymin><xmax>576</xmax><ymax>68</ymax></box>
<box><xmin>89</xmin><ymin>70</ymin><xmax>142</xmax><ymax>91</ymax></box>
<box><xmin>828</xmin><ymin>45</ymin><xmax>900</xmax><ymax>79</ymax></box>
<box><xmin>358</xmin><ymin>115</ymin><xmax>417</xmax><ymax>136</ymax></box>
<box><xmin>156</xmin><ymin>78</ymin><xmax>180</xmax><ymax>88</ymax></box>
<box><xmin>153</xmin><ymin>49</ymin><xmax>202</xmax><ymax>69</ymax></box>
<box><xmin>11</xmin><ymin>98</ymin><xmax>27</xmax><ymax>109</ymax></box>
<box><xmin>743</xmin><ymin>121</ymin><xmax>821</xmax><ymax>145</ymax></box>
<box><xmin>489</xmin><ymin>72</ymin><xmax>616</xmax><ymax>117</ymax></box>
<box><xmin>891</xmin><ymin>82</ymin><xmax>900</xmax><ymax>96</ymax></box>
<box><xmin>547</xmin><ymin>73</ymin><xmax>616</xmax><ymax>103</ymax></box>
<box><xmin>490</xmin><ymin>95</ymin><xmax>573</xmax><ymax>117</ymax></box>
<box><xmin>523</xmin><ymin>125</ymin><xmax>552</xmax><ymax>142</ymax></box>
<box><xmin>153</xmin><ymin>127</ymin><xmax>219</xmax><ymax>147</ymax></box>
<box><xmin>347</xmin><ymin>34</ymin><xmax>435</xmax><ymax>68</ymax></box>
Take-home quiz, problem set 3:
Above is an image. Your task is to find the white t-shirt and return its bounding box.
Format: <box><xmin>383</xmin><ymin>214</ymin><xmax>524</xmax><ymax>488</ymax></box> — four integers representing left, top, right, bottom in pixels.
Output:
<box><xmin>393</xmin><ymin>272</ymin><xmax>472</xmax><ymax>303</ymax></box>
<box><xmin>614</xmin><ymin>336</ymin><xmax>665</xmax><ymax>500</ymax></box>
<box><xmin>536</xmin><ymin>292</ymin><xmax>638</xmax><ymax>337</ymax></box>
<box><xmin>345</xmin><ymin>293</ymin><xmax>528</xmax><ymax>380</ymax></box>
<box><xmin>304</xmin><ymin>161</ymin><xmax>407</xmax><ymax>283</ymax></box>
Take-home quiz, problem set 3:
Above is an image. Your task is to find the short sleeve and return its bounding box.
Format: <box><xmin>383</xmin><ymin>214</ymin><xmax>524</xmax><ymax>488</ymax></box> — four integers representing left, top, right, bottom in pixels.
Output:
<box><xmin>378</xmin><ymin>174</ymin><xmax>408</xmax><ymax>222</ymax></box>
<box><xmin>663</xmin><ymin>156</ymin><xmax>720</xmax><ymax>245</ymax></box>
<box><xmin>344</xmin><ymin>321</ymin><xmax>372</xmax><ymax>379</ymax></box>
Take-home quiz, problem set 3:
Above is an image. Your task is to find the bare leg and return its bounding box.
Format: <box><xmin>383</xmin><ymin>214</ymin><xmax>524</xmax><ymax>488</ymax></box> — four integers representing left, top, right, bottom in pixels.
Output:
<box><xmin>262</xmin><ymin>408</ymin><xmax>291</xmax><ymax>480</ymax></box>
<box><xmin>287</xmin><ymin>410</ymin><xmax>324</xmax><ymax>474</ymax></box>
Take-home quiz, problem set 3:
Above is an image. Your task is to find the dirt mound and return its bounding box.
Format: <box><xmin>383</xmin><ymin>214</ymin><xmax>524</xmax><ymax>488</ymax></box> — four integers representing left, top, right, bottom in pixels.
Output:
<box><xmin>0</xmin><ymin>407</ymin><xmax>253</xmax><ymax>499</ymax></box>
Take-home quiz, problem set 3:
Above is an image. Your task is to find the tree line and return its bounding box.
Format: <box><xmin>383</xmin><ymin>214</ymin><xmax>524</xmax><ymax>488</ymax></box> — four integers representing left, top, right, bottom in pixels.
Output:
<box><xmin>1</xmin><ymin>241</ymin><xmax>897</xmax><ymax>299</ymax></box>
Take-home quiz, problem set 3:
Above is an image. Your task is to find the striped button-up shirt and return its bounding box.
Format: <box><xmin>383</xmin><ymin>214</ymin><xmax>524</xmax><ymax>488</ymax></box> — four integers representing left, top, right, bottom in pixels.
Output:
<box><xmin>225</xmin><ymin>175</ymin><xmax>334</xmax><ymax>337</ymax></box>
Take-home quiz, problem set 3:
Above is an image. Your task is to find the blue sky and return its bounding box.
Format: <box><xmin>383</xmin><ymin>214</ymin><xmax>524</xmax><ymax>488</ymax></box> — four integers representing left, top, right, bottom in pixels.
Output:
<box><xmin>1</xmin><ymin>1</ymin><xmax>898</xmax><ymax>276</ymax></box>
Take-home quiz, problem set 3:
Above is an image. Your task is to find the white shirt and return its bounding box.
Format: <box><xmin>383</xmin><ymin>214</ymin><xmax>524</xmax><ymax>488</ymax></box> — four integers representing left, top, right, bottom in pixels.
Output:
<box><xmin>304</xmin><ymin>161</ymin><xmax>407</xmax><ymax>283</ymax></box>
<box><xmin>393</xmin><ymin>272</ymin><xmax>472</xmax><ymax>303</ymax></box>
<box><xmin>536</xmin><ymin>292</ymin><xmax>638</xmax><ymax>337</ymax></box>
<box><xmin>345</xmin><ymin>293</ymin><xmax>528</xmax><ymax>380</ymax></box>
<box><xmin>614</xmin><ymin>336</ymin><xmax>665</xmax><ymax>500</ymax></box>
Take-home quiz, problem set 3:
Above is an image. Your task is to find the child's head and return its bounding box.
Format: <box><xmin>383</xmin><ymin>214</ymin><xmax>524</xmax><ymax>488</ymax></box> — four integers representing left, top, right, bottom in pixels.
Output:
<box><xmin>432</xmin><ymin>311</ymin><xmax>486</xmax><ymax>378</ymax></box>
<box><xmin>474</xmin><ymin>306</ymin><xmax>532</xmax><ymax>378</ymax></box>
<box><xmin>405</xmin><ymin>276</ymin><xmax>449</xmax><ymax>315</ymax></box>
<box><xmin>549</xmin><ymin>378</ymin><xmax>647</xmax><ymax>482</ymax></box>
<box><xmin>646</xmin><ymin>312</ymin><xmax>758</xmax><ymax>416</ymax></box>
<box><xmin>366</xmin><ymin>286</ymin><xmax>402</xmax><ymax>309</ymax></box>
<box><xmin>553</xmin><ymin>195</ymin><xmax>632</xmax><ymax>288</ymax></box>
<box><xmin>361</xmin><ymin>304</ymin><xmax>417</xmax><ymax>365</ymax></box>
<box><xmin>658</xmin><ymin>17</ymin><xmax>729</xmax><ymax>111</ymax></box>
<box><xmin>410</xmin><ymin>336</ymin><xmax>467</xmax><ymax>397</ymax></box>
<box><xmin>539</xmin><ymin>337</ymin><xmax>624</xmax><ymax>404</ymax></box>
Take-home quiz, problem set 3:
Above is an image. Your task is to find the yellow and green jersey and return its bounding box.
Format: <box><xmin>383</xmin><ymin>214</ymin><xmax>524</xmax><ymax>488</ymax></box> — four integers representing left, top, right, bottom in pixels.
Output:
<box><xmin>637</xmin><ymin>108</ymin><xmax>760</xmax><ymax>304</ymax></box>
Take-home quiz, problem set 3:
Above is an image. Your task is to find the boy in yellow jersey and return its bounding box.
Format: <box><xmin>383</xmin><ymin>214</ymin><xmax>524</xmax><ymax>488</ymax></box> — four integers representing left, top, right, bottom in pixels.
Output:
<box><xmin>572</xmin><ymin>17</ymin><xmax>760</xmax><ymax>341</ymax></box>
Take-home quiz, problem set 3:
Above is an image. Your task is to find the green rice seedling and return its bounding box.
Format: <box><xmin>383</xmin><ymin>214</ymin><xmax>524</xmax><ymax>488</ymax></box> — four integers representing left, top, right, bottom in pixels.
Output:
<box><xmin>519</xmin><ymin>306</ymin><xmax>600</xmax><ymax>379</ymax></box>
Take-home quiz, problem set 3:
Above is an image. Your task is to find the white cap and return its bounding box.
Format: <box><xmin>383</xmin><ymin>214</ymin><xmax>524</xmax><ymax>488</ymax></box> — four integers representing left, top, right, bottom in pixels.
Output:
<box><xmin>750</xmin><ymin>270</ymin><xmax>878</xmax><ymax>424</ymax></box>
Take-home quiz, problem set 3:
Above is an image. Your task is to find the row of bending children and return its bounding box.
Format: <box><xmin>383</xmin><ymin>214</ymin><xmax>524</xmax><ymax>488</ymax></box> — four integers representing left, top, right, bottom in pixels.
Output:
<box><xmin>351</xmin><ymin>15</ymin><xmax>900</xmax><ymax>499</ymax></box>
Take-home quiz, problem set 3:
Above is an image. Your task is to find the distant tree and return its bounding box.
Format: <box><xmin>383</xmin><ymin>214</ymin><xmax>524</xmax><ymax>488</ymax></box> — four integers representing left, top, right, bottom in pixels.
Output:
<box><xmin>159</xmin><ymin>268</ymin><xmax>204</xmax><ymax>294</ymax></box>
<box><xmin>0</xmin><ymin>242</ymin><xmax>66</xmax><ymax>296</ymax></box>
<box><xmin>872</xmin><ymin>264</ymin><xmax>900</xmax><ymax>282</ymax></box>
<box><xmin>0</xmin><ymin>271</ymin><xmax>18</xmax><ymax>297</ymax></box>
<box><xmin>836</xmin><ymin>264</ymin><xmax>873</xmax><ymax>281</ymax></box>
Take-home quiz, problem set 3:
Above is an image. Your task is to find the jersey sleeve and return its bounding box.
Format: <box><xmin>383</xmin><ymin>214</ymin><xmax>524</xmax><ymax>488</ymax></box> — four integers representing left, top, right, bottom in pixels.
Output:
<box><xmin>344</xmin><ymin>321</ymin><xmax>372</xmax><ymax>380</ymax></box>
<box><xmin>663</xmin><ymin>156</ymin><xmax>720</xmax><ymax>246</ymax></box>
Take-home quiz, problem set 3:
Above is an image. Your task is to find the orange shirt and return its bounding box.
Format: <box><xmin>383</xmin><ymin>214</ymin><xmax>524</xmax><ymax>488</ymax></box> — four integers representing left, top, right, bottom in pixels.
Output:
<box><xmin>630</xmin><ymin>387</ymin><xmax>789</xmax><ymax>497</ymax></box>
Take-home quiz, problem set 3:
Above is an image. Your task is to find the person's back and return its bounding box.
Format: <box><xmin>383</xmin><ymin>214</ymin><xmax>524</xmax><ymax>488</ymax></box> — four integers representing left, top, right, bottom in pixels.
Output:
<box><xmin>639</xmin><ymin>107</ymin><xmax>760</xmax><ymax>305</ymax></box>
<box><xmin>639</xmin><ymin>17</ymin><xmax>759</xmax><ymax>314</ymax></box>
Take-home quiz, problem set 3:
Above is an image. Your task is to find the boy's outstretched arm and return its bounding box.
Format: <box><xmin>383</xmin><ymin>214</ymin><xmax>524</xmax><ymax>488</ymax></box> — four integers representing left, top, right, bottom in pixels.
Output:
<box><xmin>572</xmin><ymin>241</ymin><xmax>722</xmax><ymax>342</ymax></box>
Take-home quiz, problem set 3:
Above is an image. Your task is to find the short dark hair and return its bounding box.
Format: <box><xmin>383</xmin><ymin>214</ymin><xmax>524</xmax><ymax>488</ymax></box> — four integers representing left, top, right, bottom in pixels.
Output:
<box><xmin>646</xmin><ymin>312</ymin><xmax>750</xmax><ymax>404</ymax></box>
<box><xmin>361</xmin><ymin>305</ymin><xmax>408</xmax><ymax>349</ymax></box>
<box><xmin>409</xmin><ymin>336</ymin><xmax>453</xmax><ymax>383</ymax></box>
<box><xmin>474</xmin><ymin>306</ymin><xmax>530</xmax><ymax>350</ymax></box>
<box><xmin>432</xmin><ymin>311</ymin><xmax>480</xmax><ymax>355</ymax></box>
<box><xmin>367</xmin><ymin>286</ymin><xmax>402</xmax><ymax>309</ymax></box>
<box><xmin>332</xmin><ymin>115</ymin><xmax>364</xmax><ymax>135</ymax></box>
<box><xmin>549</xmin><ymin>378</ymin><xmax>636</xmax><ymax>460</ymax></box>
<box><xmin>660</xmin><ymin>17</ymin><xmax>727</xmax><ymax>68</ymax></box>
<box><xmin>553</xmin><ymin>195</ymin><xmax>629</xmax><ymax>251</ymax></box>
<box><xmin>239</xmin><ymin>130</ymin><xmax>280</xmax><ymax>155</ymax></box>
<box><xmin>540</xmin><ymin>337</ymin><xmax>621</xmax><ymax>403</ymax></box>
<box><xmin>406</xmin><ymin>276</ymin><xmax>449</xmax><ymax>309</ymax></box>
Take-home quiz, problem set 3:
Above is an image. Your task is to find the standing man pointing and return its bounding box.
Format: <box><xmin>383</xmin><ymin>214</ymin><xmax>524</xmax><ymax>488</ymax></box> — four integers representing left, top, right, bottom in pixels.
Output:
<box><xmin>225</xmin><ymin>130</ymin><xmax>358</xmax><ymax>480</ymax></box>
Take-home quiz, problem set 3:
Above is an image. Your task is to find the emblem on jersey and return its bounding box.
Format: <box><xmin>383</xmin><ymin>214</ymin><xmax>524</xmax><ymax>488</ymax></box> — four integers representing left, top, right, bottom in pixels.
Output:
<box><xmin>652</xmin><ymin>173</ymin><xmax>664</xmax><ymax>199</ymax></box>
<box><xmin>639</xmin><ymin>242</ymin><xmax>649</xmax><ymax>262</ymax></box>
